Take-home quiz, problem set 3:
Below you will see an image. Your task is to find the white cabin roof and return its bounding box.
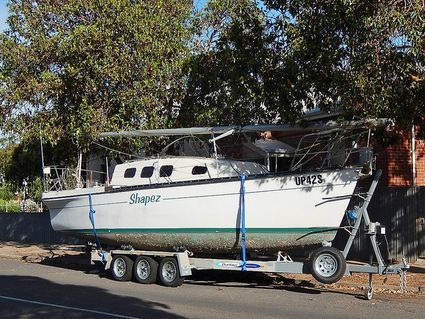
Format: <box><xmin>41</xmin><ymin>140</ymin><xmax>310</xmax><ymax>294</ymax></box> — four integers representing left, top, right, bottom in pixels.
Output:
<box><xmin>110</xmin><ymin>157</ymin><xmax>268</xmax><ymax>187</ymax></box>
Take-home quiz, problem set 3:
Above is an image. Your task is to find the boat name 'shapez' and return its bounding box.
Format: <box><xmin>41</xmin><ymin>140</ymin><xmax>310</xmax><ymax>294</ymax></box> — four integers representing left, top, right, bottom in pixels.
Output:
<box><xmin>129</xmin><ymin>193</ymin><xmax>162</xmax><ymax>206</ymax></box>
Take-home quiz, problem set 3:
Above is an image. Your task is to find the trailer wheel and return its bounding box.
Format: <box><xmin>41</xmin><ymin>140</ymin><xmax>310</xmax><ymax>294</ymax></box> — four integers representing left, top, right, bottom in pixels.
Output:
<box><xmin>133</xmin><ymin>256</ymin><xmax>158</xmax><ymax>284</ymax></box>
<box><xmin>158</xmin><ymin>257</ymin><xmax>183</xmax><ymax>287</ymax></box>
<box><xmin>111</xmin><ymin>255</ymin><xmax>133</xmax><ymax>281</ymax></box>
<box><xmin>310</xmin><ymin>247</ymin><xmax>346</xmax><ymax>284</ymax></box>
<box><xmin>365</xmin><ymin>286</ymin><xmax>374</xmax><ymax>300</ymax></box>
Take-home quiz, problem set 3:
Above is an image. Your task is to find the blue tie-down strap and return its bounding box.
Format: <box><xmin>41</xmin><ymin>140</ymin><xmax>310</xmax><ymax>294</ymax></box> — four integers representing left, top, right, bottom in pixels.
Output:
<box><xmin>347</xmin><ymin>209</ymin><xmax>358</xmax><ymax>222</ymax></box>
<box><xmin>240</xmin><ymin>175</ymin><xmax>247</xmax><ymax>272</ymax></box>
<box><xmin>88</xmin><ymin>191</ymin><xmax>106</xmax><ymax>263</ymax></box>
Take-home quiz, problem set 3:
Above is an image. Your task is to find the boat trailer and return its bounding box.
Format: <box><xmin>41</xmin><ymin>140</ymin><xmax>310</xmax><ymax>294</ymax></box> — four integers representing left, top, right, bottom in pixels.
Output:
<box><xmin>91</xmin><ymin>169</ymin><xmax>409</xmax><ymax>300</ymax></box>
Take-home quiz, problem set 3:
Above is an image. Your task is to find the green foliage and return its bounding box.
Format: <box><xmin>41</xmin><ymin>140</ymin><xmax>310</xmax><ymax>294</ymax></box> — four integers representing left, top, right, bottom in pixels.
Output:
<box><xmin>0</xmin><ymin>178</ymin><xmax>20</xmax><ymax>212</ymax></box>
<box><xmin>0</xmin><ymin>140</ymin><xmax>42</xmax><ymax>188</ymax></box>
<box><xmin>181</xmin><ymin>0</ymin><xmax>300</xmax><ymax>126</ymax></box>
<box><xmin>0</xmin><ymin>143</ymin><xmax>16</xmax><ymax>181</ymax></box>
<box><xmin>0</xmin><ymin>138</ymin><xmax>52</xmax><ymax>203</ymax></box>
<box><xmin>0</xmin><ymin>0</ymin><xmax>424</xmax><ymax>165</ymax></box>
<box><xmin>182</xmin><ymin>0</ymin><xmax>424</xmax><ymax>129</ymax></box>
<box><xmin>27</xmin><ymin>176</ymin><xmax>43</xmax><ymax>203</ymax></box>
<box><xmin>0</xmin><ymin>182</ymin><xmax>15</xmax><ymax>201</ymax></box>
<box><xmin>0</xmin><ymin>0</ymin><xmax>192</xmax><ymax>151</ymax></box>
<box><xmin>0</xmin><ymin>199</ymin><xmax>20</xmax><ymax>213</ymax></box>
<box><xmin>264</xmin><ymin>0</ymin><xmax>425</xmax><ymax>126</ymax></box>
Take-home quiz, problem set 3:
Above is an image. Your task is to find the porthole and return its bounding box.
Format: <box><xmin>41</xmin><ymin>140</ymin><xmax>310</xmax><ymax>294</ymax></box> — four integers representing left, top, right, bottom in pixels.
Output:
<box><xmin>124</xmin><ymin>168</ymin><xmax>136</xmax><ymax>178</ymax></box>
<box><xmin>192</xmin><ymin>166</ymin><xmax>208</xmax><ymax>175</ymax></box>
<box><xmin>141</xmin><ymin>166</ymin><xmax>154</xmax><ymax>178</ymax></box>
<box><xmin>159</xmin><ymin>165</ymin><xmax>173</xmax><ymax>177</ymax></box>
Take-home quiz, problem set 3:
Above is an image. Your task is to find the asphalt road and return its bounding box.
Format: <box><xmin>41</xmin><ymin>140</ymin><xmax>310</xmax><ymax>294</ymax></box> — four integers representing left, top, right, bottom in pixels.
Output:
<box><xmin>0</xmin><ymin>258</ymin><xmax>424</xmax><ymax>319</ymax></box>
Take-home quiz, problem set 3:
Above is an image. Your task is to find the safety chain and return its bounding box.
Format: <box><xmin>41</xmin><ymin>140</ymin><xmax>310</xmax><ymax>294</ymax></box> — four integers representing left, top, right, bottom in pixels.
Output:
<box><xmin>400</xmin><ymin>270</ymin><xmax>408</xmax><ymax>293</ymax></box>
<box><xmin>399</xmin><ymin>257</ymin><xmax>409</xmax><ymax>293</ymax></box>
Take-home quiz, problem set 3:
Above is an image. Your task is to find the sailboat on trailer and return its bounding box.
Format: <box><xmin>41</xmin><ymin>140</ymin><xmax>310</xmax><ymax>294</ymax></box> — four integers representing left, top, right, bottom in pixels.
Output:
<box><xmin>42</xmin><ymin>122</ymin><xmax>378</xmax><ymax>255</ymax></box>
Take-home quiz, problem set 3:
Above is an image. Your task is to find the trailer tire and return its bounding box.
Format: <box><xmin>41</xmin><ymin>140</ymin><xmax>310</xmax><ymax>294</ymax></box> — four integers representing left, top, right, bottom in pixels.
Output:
<box><xmin>158</xmin><ymin>257</ymin><xmax>183</xmax><ymax>287</ymax></box>
<box><xmin>365</xmin><ymin>286</ymin><xmax>374</xmax><ymax>300</ymax></box>
<box><xmin>111</xmin><ymin>255</ymin><xmax>133</xmax><ymax>282</ymax></box>
<box><xmin>133</xmin><ymin>256</ymin><xmax>158</xmax><ymax>284</ymax></box>
<box><xmin>310</xmin><ymin>247</ymin><xmax>346</xmax><ymax>284</ymax></box>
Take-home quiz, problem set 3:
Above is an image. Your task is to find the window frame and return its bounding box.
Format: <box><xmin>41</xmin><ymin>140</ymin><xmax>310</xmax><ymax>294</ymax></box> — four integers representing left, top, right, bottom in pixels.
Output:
<box><xmin>159</xmin><ymin>165</ymin><xmax>173</xmax><ymax>177</ymax></box>
<box><xmin>123</xmin><ymin>167</ymin><xmax>136</xmax><ymax>178</ymax></box>
<box><xmin>192</xmin><ymin>166</ymin><xmax>208</xmax><ymax>175</ymax></box>
<box><xmin>140</xmin><ymin>166</ymin><xmax>155</xmax><ymax>178</ymax></box>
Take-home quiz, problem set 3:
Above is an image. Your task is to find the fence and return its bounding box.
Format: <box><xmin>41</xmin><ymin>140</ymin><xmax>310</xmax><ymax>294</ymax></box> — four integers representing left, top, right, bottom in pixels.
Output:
<box><xmin>0</xmin><ymin>212</ymin><xmax>83</xmax><ymax>244</ymax></box>
<box><xmin>333</xmin><ymin>185</ymin><xmax>424</xmax><ymax>263</ymax></box>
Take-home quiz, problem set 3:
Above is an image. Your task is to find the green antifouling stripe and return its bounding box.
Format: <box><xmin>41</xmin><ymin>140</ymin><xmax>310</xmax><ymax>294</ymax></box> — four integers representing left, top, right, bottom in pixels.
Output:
<box><xmin>65</xmin><ymin>227</ymin><xmax>335</xmax><ymax>234</ymax></box>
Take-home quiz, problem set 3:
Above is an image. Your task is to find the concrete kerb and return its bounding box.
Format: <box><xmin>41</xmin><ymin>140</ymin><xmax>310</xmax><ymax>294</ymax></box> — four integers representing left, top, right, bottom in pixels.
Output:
<box><xmin>0</xmin><ymin>241</ymin><xmax>87</xmax><ymax>264</ymax></box>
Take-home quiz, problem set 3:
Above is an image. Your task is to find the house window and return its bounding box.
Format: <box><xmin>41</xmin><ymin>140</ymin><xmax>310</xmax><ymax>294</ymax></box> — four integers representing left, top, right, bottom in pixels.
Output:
<box><xmin>192</xmin><ymin>166</ymin><xmax>208</xmax><ymax>175</ymax></box>
<box><xmin>124</xmin><ymin>168</ymin><xmax>136</xmax><ymax>178</ymax></box>
<box><xmin>159</xmin><ymin>165</ymin><xmax>173</xmax><ymax>177</ymax></box>
<box><xmin>141</xmin><ymin>166</ymin><xmax>154</xmax><ymax>178</ymax></box>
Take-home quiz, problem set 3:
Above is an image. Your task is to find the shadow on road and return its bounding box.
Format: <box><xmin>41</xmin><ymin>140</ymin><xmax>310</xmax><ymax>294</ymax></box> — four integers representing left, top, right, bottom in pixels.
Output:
<box><xmin>186</xmin><ymin>269</ymin><xmax>325</xmax><ymax>295</ymax></box>
<box><xmin>40</xmin><ymin>252</ymin><xmax>92</xmax><ymax>271</ymax></box>
<box><xmin>0</xmin><ymin>275</ymin><xmax>187</xmax><ymax>319</ymax></box>
<box><xmin>408</xmin><ymin>266</ymin><xmax>425</xmax><ymax>274</ymax></box>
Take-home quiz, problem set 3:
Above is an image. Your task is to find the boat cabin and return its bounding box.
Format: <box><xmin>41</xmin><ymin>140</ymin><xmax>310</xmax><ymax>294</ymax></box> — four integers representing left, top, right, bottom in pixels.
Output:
<box><xmin>110</xmin><ymin>157</ymin><xmax>269</xmax><ymax>187</ymax></box>
<box><xmin>42</xmin><ymin>122</ymin><xmax>379</xmax><ymax>192</ymax></box>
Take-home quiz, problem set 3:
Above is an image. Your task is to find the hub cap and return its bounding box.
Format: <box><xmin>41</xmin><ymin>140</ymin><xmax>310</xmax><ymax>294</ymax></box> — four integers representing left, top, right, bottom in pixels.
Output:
<box><xmin>314</xmin><ymin>253</ymin><xmax>338</xmax><ymax>277</ymax></box>
<box><xmin>113</xmin><ymin>257</ymin><xmax>127</xmax><ymax>278</ymax></box>
<box><xmin>162</xmin><ymin>261</ymin><xmax>177</xmax><ymax>282</ymax></box>
<box><xmin>136</xmin><ymin>260</ymin><xmax>150</xmax><ymax>280</ymax></box>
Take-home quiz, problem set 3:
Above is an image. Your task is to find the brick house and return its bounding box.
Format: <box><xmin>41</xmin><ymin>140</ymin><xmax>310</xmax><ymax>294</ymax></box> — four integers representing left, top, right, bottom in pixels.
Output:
<box><xmin>375</xmin><ymin>127</ymin><xmax>424</xmax><ymax>187</ymax></box>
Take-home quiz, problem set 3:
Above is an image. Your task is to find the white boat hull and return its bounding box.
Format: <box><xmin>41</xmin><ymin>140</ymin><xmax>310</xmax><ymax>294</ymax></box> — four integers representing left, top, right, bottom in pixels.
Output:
<box><xmin>43</xmin><ymin>168</ymin><xmax>359</xmax><ymax>254</ymax></box>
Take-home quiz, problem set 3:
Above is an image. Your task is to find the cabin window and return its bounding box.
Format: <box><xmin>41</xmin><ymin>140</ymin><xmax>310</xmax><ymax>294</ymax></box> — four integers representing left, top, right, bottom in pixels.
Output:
<box><xmin>141</xmin><ymin>166</ymin><xmax>154</xmax><ymax>178</ymax></box>
<box><xmin>192</xmin><ymin>166</ymin><xmax>208</xmax><ymax>175</ymax></box>
<box><xmin>159</xmin><ymin>165</ymin><xmax>173</xmax><ymax>177</ymax></box>
<box><xmin>124</xmin><ymin>168</ymin><xmax>136</xmax><ymax>178</ymax></box>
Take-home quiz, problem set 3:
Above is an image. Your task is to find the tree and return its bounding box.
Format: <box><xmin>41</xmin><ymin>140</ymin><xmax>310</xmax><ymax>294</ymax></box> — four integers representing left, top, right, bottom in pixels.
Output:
<box><xmin>264</xmin><ymin>0</ymin><xmax>425</xmax><ymax>128</ymax></box>
<box><xmin>180</xmin><ymin>0</ymin><xmax>302</xmax><ymax>126</ymax></box>
<box><xmin>181</xmin><ymin>0</ymin><xmax>424</xmax><ymax>130</ymax></box>
<box><xmin>0</xmin><ymin>139</ymin><xmax>41</xmax><ymax>187</ymax></box>
<box><xmin>0</xmin><ymin>0</ymin><xmax>193</xmax><ymax>153</ymax></box>
<box><xmin>2</xmin><ymin>0</ymin><xmax>423</xmax><ymax>152</ymax></box>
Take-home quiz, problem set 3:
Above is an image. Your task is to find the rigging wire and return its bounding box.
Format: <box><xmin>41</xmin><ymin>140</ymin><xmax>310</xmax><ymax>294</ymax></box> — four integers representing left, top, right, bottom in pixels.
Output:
<box><xmin>93</xmin><ymin>142</ymin><xmax>145</xmax><ymax>160</ymax></box>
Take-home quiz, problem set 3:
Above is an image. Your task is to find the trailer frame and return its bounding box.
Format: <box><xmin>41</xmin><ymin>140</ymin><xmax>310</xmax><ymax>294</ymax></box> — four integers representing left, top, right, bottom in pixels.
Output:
<box><xmin>91</xmin><ymin>169</ymin><xmax>409</xmax><ymax>299</ymax></box>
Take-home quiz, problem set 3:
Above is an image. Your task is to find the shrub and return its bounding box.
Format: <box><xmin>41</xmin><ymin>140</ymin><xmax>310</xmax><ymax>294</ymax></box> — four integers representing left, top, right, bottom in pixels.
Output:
<box><xmin>0</xmin><ymin>183</ymin><xmax>15</xmax><ymax>201</ymax></box>
<box><xmin>0</xmin><ymin>199</ymin><xmax>20</xmax><ymax>213</ymax></box>
<box><xmin>28</xmin><ymin>176</ymin><xmax>43</xmax><ymax>203</ymax></box>
<box><xmin>22</xmin><ymin>199</ymin><xmax>40</xmax><ymax>212</ymax></box>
